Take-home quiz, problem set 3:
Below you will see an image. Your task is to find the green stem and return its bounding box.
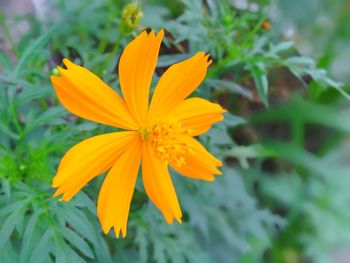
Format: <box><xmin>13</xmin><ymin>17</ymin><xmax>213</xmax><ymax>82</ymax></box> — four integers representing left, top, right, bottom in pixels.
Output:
<box><xmin>97</xmin><ymin>0</ymin><xmax>115</xmax><ymax>53</ymax></box>
<box><xmin>0</xmin><ymin>10</ymin><xmax>18</xmax><ymax>56</ymax></box>
<box><xmin>102</xmin><ymin>39</ymin><xmax>121</xmax><ymax>73</ymax></box>
<box><xmin>292</xmin><ymin>120</ymin><xmax>304</xmax><ymax>147</ymax></box>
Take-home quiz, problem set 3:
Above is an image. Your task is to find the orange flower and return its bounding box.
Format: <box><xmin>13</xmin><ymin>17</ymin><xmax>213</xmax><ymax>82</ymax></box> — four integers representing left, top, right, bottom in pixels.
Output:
<box><xmin>262</xmin><ymin>20</ymin><xmax>271</xmax><ymax>30</ymax></box>
<box><xmin>51</xmin><ymin>29</ymin><xmax>225</xmax><ymax>238</ymax></box>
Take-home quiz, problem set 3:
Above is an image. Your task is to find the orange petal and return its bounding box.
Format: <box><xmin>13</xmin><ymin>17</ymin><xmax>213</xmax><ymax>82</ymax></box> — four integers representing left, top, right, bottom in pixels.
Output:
<box><xmin>51</xmin><ymin>59</ymin><xmax>137</xmax><ymax>130</ymax></box>
<box><xmin>148</xmin><ymin>52</ymin><xmax>211</xmax><ymax>120</ymax></box>
<box><xmin>170</xmin><ymin>136</ymin><xmax>222</xmax><ymax>181</ymax></box>
<box><xmin>52</xmin><ymin>131</ymin><xmax>137</xmax><ymax>201</ymax></box>
<box><xmin>97</xmin><ymin>138</ymin><xmax>142</xmax><ymax>238</ymax></box>
<box><xmin>142</xmin><ymin>142</ymin><xmax>182</xmax><ymax>224</ymax></box>
<box><xmin>168</xmin><ymin>97</ymin><xmax>226</xmax><ymax>136</ymax></box>
<box><xmin>119</xmin><ymin>29</ymin><xmax>164</xmax><ymax>124</ymax></box>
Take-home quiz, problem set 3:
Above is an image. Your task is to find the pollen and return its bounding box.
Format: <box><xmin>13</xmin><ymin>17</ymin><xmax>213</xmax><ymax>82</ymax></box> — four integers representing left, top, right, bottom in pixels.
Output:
<box><xmin>141</xmin><ymin>120</ymin><xmax>194</xmax><ymax>167</ymax></box>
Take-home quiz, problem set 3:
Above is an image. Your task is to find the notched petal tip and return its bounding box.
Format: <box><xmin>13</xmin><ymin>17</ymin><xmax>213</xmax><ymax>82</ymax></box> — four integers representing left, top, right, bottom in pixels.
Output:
<box><xmin>165</xmin><ymin>210</ymin><xmax>182</xmax><ymax>225</ymax></box>
<box><xmin>157</xmin><ymin>28</ymin><xmax>165</xmax><ymax>38</ymax></box>
<box><xmin>202</xmin><ymin>175</ymin><xmax>216</xmax><ymax>182</ymax></box>
<box><xmin>98</xmin><ymin>211</ymin><xmax>114</xmax><ymax>235</ymax></box>
<box><xmin>112</xmin><ymin>227</ymin><xmax>126</xmax><ymax>239</ymax></box>
<box><xmin>121</xmin><ymin>227</ymin><xmax>127</xmax><ymax>238</ymax></box>
<box><xmin>148</xmin><ymin>28</ymin><xmax>156</xmax><ymax>37</ymax></box>
<box><xmin>53</xmin><ymin>187</ymin><xmax>71</xmax><ymax>202</ymax></box>
<box><xmin>204</xmin><ymin>53</ymin><xmax>212</xmax><ymax>66</ymax></box>
<box><xmin>138</xmin><ymin>30</ymin><xmax>148</xmax><ymax>39</ymax></box>
<box><xmin>53</xmin><ymin>188</ymin><xmax>74</xmax><ymax>202</ymax></box>
<box><xmin>53</xmin><ymin>191</ymin><xmax>60</xmax><ymax>199</ymax></box>
<box><xmin>217</xmin><ymin>159</ymin><xmax>223</xmax><ymax>167</ymax></box>
<box><xmin>214</xmin><ymin>168</ymin><xmax>222</xmax><ymax>175</ymax></box>
<box><xmin>51</xmin><ymin>173</ymin><xmax>63</xmax><ymax>188</ymax></box>
<box><xmin>60</xmin><ymin>195</ymin><xmax>71</xmax><ymax>202</ymax></box>
<box><xmin>56</xmin><ymin>66</ymin><xmax>68</xmax><ymax>76</ymax></box>
<box><xmin>146</xmin><ymin>28</ymin><xmax>164</xmax><ymax>39</ymax></box>
<box><xmin>100</xmin><ymin>226</ymin><xmax>126</xmax><ymax>239</ymax></box>
<box><xmin>149</xmin><ymin>51</ymin><xmax>212</xmax><ymax>118</ymax></box>
<box><xmin>98</xmin><ymin>225</ymin><xmax>126</xmax><ymax>239</ymax></box>
<box><xmin>101</xmin><ymin>223</ymin><xmax>111</xmax><ymax>235</ymax></box>
<box><xmin>62</xmin><ymin>58</ymin><xmax>74</xmax><ymax>68</ymax></box>
<box><xmin>167</xmin><ymin>211</ymin><xmax>183</xmax><ymax>224</ymax></box>
<box><xmin>114</xmin><ymin>229</ymin><xmax>121</xmax><ymax>238</ymax></box>
<box><xmin>177</xmin><ymin>217</ymin><xmax>182</xmax><ymax>224</ymax></box>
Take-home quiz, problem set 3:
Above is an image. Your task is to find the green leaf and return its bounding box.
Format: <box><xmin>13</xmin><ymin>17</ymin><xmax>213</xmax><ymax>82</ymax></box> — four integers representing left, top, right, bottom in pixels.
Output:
<box><xmin>285</xmin><ymin>56</ymin><xmax>315</xmax><ymax>66</ymax></box>
<box><xmin>0</xmin><ymin>121</ymin><xmax>19</xmax><ymax>140</ymax></box>
<box><xmin>157</xmin><ymin>54</ymin><xmax>189</xmax><ymax>67</ymax></box>
<box><xmin>24</xmin><ymin>107</ymin><xmax>66</xmax><ymax>134</ymax></box>
<box><xmin>0</xmin><ymin>179</ymin><xmax>11</xmax><ymax>198</ymax></box>
<box><xmin>58</xmin><ymin>205</ymin><xmax>96</xmax><ymax>243</ymax></box>
<box><xmin>251</xmin><ymin>96</ymin><xmax>350</xmax><ymax>132</ymax></box>
<box><xmin>222</xmin><ymin>112</ymin><xmax>246</xmax><ymax>127</ymax></box>
<box><xmin>72</xmin><ymin>192</ymin><xmax>96</xmax><ymax>214</ymax></box>
<box><xmin>61</xmin><ymin>226</ymin><xmax>94</xmax><ymax>259</ymax></box>
<box><xmin>223</xmin><ymin>145</ymin><xmax>264</xmax><ymax>169</ymax></box>
<box><xmin>271</xmin><ymin>41</ymin><xmax>294</xmax><ymax>54</ymax></box>
<box><xmin>206</xmin><ymin>79</ymin><xmax>252</xmax><ymax>98</ymax></box>
<box><xmin>16</xmin><ymin>85</ymin><xmax>52</xmax><ymax>106</ymax></box>
<box><xmin>154</xmin><ymin>239</ymin><xmax>167</xmax><ymax>263</ymax></box>
<box><xmin>14</xmin><ymin>25</ymin><xmax>59</xmax><ymax>77</ymax></box>
<box><xmin>262</xmin><ymin>172</ymin><xmax>303</xmax><ymax>206</ymax></box>
<box><xmin>93</xmin><ymin>233</ymin><xmax>113</xmax><ymax>263</ymax></box>
<box><xmin>19</xmin><ymin>209</ymin><xmax>44</xmax><ymax>263</ymax></box>
<box><xmin>29</xmin><ymin>229</ymin><xmax>52</xmax><ymax>263</ymax></box>
<box><xmin>261</xmin><ymin>141</ymin><xmax>325</xmax><ymax>176</ymax></box>
<box><xmin>205</xmin><ymin>126</ymin><xmax>233</xmax><ymax>145</ymax></box>
<box><xmin>252</xmin><ymin>69</ymin><xmax>269</xmax><ymax>107</ymax></box>
<box><xmin>55</xmin><ymin>237</ymin><xmax>85</xmax><ymax>263</ymax></box>
<box><xmin>0</xmin><ymin>208</ymin><xmax>24</xmax><ymax>251</ymax></box>
<box><xmin>0</xmin><ymin>240</ymin><xmax>18</xmax><ymax>263</ymax></box>
<box><xmin>135</xmin><ymin>227</ymin><xmax>148</xmax><ymax>262</ymax></box>
<box><xmin>0</xmin><ymin>52</ymin><xmax>12</xmax><ymax>70</ymax></box>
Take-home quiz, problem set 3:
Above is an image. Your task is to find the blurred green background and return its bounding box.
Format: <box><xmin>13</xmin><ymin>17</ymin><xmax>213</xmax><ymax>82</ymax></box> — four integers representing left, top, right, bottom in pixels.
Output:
<box><xmin>1</xmin><ymin>0</ymin><xmax>350</xmax><ymax>262</ymax></box>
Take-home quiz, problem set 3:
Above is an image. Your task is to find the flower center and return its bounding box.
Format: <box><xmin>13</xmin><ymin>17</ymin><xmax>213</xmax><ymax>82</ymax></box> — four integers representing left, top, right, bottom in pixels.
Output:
<box><xmin>139</xmin><ymin>121</ymin><xmax>193</xmax><ymax>167</ymax></box>
<box><xmin>139</xmin><ymin>126</ymin><xmax>151</xmax><ymax>140</ymax></box>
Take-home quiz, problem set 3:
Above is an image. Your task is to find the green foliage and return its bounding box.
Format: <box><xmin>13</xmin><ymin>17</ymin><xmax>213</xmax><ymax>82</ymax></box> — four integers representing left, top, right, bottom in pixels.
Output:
<box><xmin>143</xmin><ymin>0</ymin><xmax>345</xmax><ymax>106</ymax></box>
<box><xmin>0</xmin><ymin>180</ymin><xmax>112</xmax><ymax>263</ymax></box>
<box><xmin>0</xmin><ymin>0</ymin><xmax>349</xmax><ymax>262</ymax></box>
<box><xmin>243</xmin><ymin>95</ymin><xmax>350</xmax><ymax>263</ymax></box>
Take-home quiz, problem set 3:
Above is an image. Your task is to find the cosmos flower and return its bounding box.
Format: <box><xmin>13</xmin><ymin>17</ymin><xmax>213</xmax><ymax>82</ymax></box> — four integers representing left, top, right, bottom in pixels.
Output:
<box><xmin>51</xmin><ymin>29</ymin><xmax>225</xmax><ymax>237</ymax></box>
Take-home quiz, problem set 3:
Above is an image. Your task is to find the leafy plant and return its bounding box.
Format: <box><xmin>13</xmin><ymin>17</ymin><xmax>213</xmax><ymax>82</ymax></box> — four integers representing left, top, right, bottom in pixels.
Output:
<box><xmin>0</xmin><ymin>0</ymin><xmax>349</xmax><ymax>262</ymax></box>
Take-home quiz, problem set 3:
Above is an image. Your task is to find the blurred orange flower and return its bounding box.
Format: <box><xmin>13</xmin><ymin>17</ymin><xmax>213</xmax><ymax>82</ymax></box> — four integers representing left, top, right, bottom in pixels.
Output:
<box><xmin>50</xmin><ymin>29</ymin><xmax>225</xmax><ymax>238</ymax></box>
<box><xmin>262</xmin><ymin>20</ymin><xmax>272</xmax><ymax>30</ymax></box>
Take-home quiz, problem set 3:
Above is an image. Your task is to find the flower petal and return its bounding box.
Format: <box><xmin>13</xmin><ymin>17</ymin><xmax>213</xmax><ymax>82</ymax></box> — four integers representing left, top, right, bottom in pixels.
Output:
<box><xmin>52</xmin><ymin>131</ymin><xmax>137</xmax><ymax>201</ymax></box>
<box><xmin>168</xmin><ymin>97</ymin><xmax>226</xmax><ymax>136</ymax></box>
<box><xmin>97</xmin><ymin>138</ymin><xmax>142</xmax><ymax>238</ymax></box>
<box><xmin>170</xmin><ymin>136</ymin><xmax>222</xmax><ymax>181</ymax></box>
<box><xmin>51</xmin><ymin>59</ymin><xmax>137</xmax><ymax>130</ymax></box>
<box><xmin>149</xmin><ymin>52</ymin><xmax>211</xmax><ymax>120</ymax></box>
<box><xmin>119</xmin><ymin>29</ymin><xmax>164</xmax><ymax>124</ymax></box>
<box><xmin>142</xmin><ymin>143</ymin><xmax>182</xmax><ymax>224</ymax></box>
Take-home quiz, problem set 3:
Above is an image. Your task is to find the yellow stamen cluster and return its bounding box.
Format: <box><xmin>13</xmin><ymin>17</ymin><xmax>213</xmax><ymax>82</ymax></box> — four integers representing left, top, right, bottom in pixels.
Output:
<box><xmin>139</xmin><ymin>127</ymin><xmax>151</xmax><ymax>140</ymax></box>
<box><xmin>139</xmin><ymin>121</ymin><xmax>194</xmax><ymax>167</ymax></box>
